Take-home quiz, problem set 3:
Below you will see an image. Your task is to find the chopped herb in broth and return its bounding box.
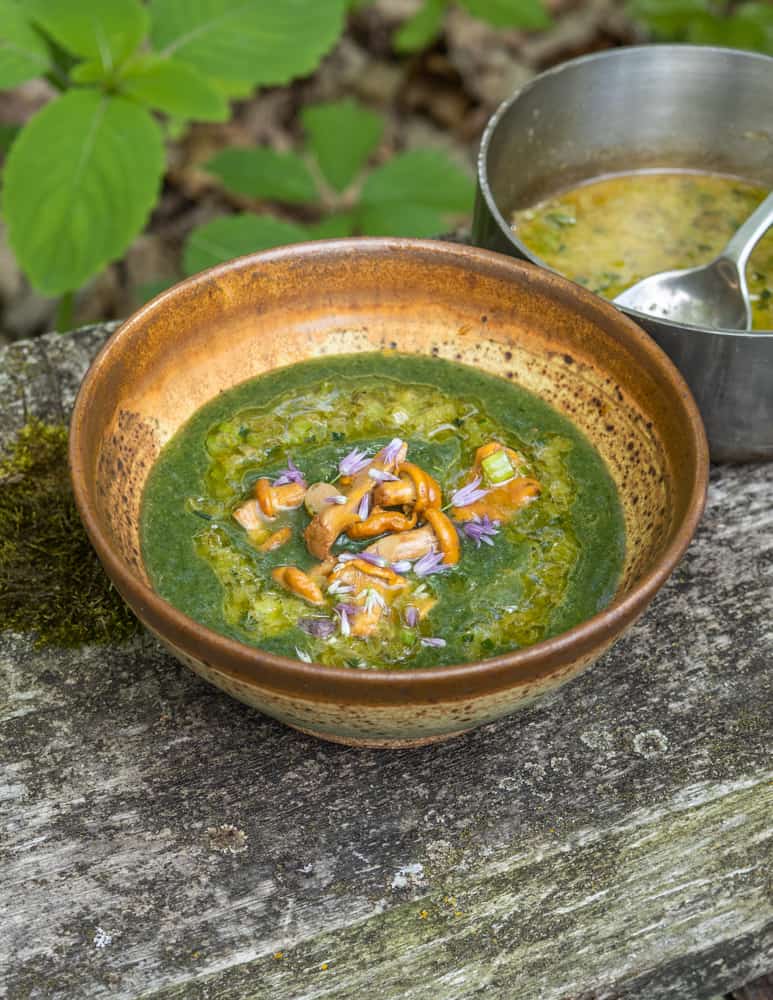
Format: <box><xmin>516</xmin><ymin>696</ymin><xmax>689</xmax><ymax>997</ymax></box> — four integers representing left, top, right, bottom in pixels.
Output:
<box><xmin>512</xmin><ymin>171</ymin><xmax>773</xmax><ymax>330</ymax></box>
<box><xmin>141</xmin><ymin>353</ymin><xmax>624</xmax><ymax>669</ymax></box>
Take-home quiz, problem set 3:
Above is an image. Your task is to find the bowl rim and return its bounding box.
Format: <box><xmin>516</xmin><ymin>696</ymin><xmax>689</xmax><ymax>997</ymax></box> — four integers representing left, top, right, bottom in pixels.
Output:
<box><xmin>70</xmin><ymin>237</ymin><xmax>709</xmax><ymax>696</ymax></box>
<box><xmin>476</xmin><ymin>43</ymin><xmax>773</xmax><ymax>340</ymax></box>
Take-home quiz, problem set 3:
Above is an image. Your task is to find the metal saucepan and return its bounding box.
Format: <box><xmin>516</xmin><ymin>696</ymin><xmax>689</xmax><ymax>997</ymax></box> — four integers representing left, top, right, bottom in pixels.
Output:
<box><xmin>472</xmin><ymin>45</ymin><xmax>773</xmax><ymax>462</ymax></box>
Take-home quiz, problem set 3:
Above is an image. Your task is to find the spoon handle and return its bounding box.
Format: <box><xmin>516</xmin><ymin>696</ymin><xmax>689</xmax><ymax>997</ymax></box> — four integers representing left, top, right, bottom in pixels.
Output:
<box><xmin>720</xmin><ymin>190</ymin><xmax>773</xmax><ymax>272</ymax></box>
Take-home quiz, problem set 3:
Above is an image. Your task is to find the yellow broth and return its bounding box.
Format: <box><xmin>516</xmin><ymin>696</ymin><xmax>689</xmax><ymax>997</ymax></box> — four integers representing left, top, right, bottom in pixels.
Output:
<box><xmin>512</xmin><ymin>171</ymin><xmax>773</xmax><ymax>331</ymax></box>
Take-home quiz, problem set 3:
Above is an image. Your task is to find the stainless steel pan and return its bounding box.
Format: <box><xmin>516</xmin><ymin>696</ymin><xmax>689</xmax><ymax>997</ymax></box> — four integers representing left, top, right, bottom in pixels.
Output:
<box><xmin>473</xmin><ymin>45</ymin><xmax>773</xmax><ymax>462</ymax></box>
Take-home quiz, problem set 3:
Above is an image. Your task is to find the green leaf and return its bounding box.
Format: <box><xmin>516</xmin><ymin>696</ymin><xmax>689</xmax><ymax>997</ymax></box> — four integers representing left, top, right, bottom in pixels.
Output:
<box><xmin>121</xmin><ymin>56</ymin><xmax>229</xmax><ymax>121</ymax></box>
<box><xmin>26</xmin><ymin>0</ymin><xmax>148</xmax><ymax>71</ymax></box>
<box><xmin>687</xmin><ymin>4</ymin><xmax>773</xmax><ymax>52</ymax></box>
<box><xmin>0</xmin><ymin>0</ymin><xmax>52</xmax><ymax>87</ymax></box>
<box><xmin>459</xmin><ymin>0</ymin><xmax>550</xmax><ymax>29</ymax></box>
<box><xmin>306</xmin><ymin>212</ymin><xmax>356</xmax><ymax>239</ymax></box>
<box><xmin>135</xmin><ymin>277</ymin><xmax>177</xmax><ymax>304</ymax></box>
<box><xmin>210</xmin><ymin>77</ymin><xmax>254</xmax><ymax>100</ymax></box>
<box><xmin>734</xmin><ymin>1</ymin><xmax>773</xmax><ymax>52</ymax></box>
<box><xmin>394</xmin><ymin>0</ymin><xmax>446</xmax><ymax>53</ymax></box>
<box><xmin>183</xmin><ymin>215</ymin><xmax>310</xmax><ymax>275</ymax></box>
<box><xmin>205</xmin><ymin>148</ymin><xmax>318</xmax><ymax>204</ymax></box>
<box><xmin>687</xmin><ymin>10</ymin><xmax>771</xmax><ymax>51</ymax></box>
<box><xmin>627</xmin><ymin>0</ymin><xmax>710</xmax><ymax>35</ymax></box>
<box><xmin>69</xmin><ymin>59</ymin><xmax>108</xmax><ymax>84</ymax></box>
<box><xmin>3</xmin><ymin>90</ymin><xmax>165</xmax><ymax>296</ymax></box>
<box><xmin>149</xmin><ymin>0</ymin><xmax>347</xmax><ymax>87</ymax></box>
<box><xmin>302</xmin><ymin>99</ymin><xmax>383</xmax><ymax>192</ymax></box>
<box><xmin>357</xmin><ymin>149</ymin><xmax>474</xmax><ymax>237</ymax></box>
<box><xmin>356</xmin><ymin>202</ymin><xmax>445</xmax><ymax>238</ymax></box>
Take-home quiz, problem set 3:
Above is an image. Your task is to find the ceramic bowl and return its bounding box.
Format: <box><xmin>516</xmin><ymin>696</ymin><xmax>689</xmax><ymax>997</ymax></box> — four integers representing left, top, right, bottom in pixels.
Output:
<box><xmin>473</xmin><ymin>44</ymin><xmax>773</xmax><ymax>462</ymax></box>
<box><xmin>69</xmin><ymin>239</ymin><xmax>708</xmax><ymax>747</ymax></box>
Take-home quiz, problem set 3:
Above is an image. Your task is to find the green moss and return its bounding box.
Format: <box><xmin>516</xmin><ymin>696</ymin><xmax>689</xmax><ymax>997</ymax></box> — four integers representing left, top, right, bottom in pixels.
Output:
<box><xmin>0</xmin><ymin>420</ymin><xmax>139</xmax><ymax>647</ymax></box>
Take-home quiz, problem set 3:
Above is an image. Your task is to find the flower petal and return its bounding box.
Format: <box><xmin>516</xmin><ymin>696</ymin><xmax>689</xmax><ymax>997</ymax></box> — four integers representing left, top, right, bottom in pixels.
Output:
<box><xmin>450</xmin><ymin>475</ymin><xmax>488</xmax><ymax>508</ymax></box>
<box><xmin>338</xmin><ymin>447</ymin><xmax>371</xmax><ymax>477</ymax></box>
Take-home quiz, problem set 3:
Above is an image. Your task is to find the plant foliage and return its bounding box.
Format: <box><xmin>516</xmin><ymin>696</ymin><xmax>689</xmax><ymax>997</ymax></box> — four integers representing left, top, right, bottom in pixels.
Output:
<box><xmin>4</xmin><ymin>90</ymin><xmax>165</xmax><ymax>295</ymax></box>
<box><xmin>185</xmin><ymin>98</ymin><xmax>475</xmax><ymax>274</ymax></box>
<box><xmin>183</xmin><ymin>216</ymin><xmax>310</xmax><ymax>276</ymax></box>
<box><xmin>0</xmin><ymin>0</ymin><xmax>347</xmax><ymax>300</ymax></box>
<box><xmin>395</xmin><ymin>0</ymin><xmax>550</xmax><ymax>53</ymax></box>
<box><xmin>149</xmin><ymin>0</ymin><xmax>348</xmax><ymax>89</ymax></box>
<box><xmin>628</xmin><ymin>0</ymin><xmax>773</xmax><ymax>52</ymax></box>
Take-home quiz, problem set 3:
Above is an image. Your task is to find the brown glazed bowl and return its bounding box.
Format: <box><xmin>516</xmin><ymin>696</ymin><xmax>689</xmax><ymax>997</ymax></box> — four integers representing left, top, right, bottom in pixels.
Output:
<box><xmin>69</xmin><ymin>239</ymin><xmax>708</xmax><ymax>748</ymax></box>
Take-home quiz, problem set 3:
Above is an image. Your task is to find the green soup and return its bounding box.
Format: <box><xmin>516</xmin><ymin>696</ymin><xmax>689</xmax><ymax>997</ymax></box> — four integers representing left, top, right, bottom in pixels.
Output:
<box><xmin>512</xmin><ymin>171</ymin><xmax>773</xmax><ymax>331</ymax></box>
<box><xmin>140</xmin><ymin>353</ymin><xmax>624</xmax><ymax>669</ymax></box>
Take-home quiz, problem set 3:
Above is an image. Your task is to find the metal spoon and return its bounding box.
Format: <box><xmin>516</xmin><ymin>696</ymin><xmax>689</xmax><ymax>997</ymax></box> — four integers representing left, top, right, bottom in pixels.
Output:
<box><xmin>614</xmin><ymin>191</ymin><xmax>773</xmax><ymax>330</ymax></box>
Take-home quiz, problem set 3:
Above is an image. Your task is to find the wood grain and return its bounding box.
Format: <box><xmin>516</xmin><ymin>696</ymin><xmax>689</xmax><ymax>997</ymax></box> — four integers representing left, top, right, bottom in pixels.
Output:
<box><xmin>0</xmin><ymin>324</ymin><xmax>771</xmax><ymax>1000</ymax></box>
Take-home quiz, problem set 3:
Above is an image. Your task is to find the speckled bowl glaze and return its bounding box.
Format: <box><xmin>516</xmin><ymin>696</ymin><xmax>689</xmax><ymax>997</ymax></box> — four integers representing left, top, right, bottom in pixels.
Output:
<box><xmin>70</xmin><ymin>239</ymin><xmax>708</xmax><ymax>747</ymax></box>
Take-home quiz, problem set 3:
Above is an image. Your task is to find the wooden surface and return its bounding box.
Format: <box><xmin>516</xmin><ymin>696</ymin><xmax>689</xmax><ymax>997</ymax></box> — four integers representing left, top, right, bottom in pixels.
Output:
<box><xmin>0</xmin><ymin>324</ymin><xmax>771</xmax><ymax>1000</ymax></box>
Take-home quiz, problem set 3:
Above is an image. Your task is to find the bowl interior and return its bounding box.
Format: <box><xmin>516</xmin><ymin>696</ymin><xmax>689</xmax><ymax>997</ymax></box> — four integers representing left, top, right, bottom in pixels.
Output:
<box><xmin>72</xmin><ymin>239</ymin><xmax>706</xmax><ymax>669</ymax></box>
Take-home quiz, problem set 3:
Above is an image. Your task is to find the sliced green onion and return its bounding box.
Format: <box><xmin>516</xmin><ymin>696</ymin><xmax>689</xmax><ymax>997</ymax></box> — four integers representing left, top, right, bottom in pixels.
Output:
<box><xmin>481</xmin><ymin>449</ymin><xmax>513</xmax><ymax>486</ymax></box>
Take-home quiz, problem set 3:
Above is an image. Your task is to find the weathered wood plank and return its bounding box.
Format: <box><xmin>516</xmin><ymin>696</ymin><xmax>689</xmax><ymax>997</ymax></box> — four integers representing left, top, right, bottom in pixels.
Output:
<box><xmin>1</xmin><ymin>325</ymin><xmax>771</xmax><ymax>1000</ymax></box>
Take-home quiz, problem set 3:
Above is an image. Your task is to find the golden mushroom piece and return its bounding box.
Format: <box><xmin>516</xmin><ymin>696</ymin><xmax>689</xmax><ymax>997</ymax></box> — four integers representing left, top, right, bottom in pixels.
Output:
<box><xmin>373</xmin><ymin>461</ymin><xmax>441</xmax><ymax>513</ymax></box>
<box><xmin>254</xmin><ymin>478</ymin><xmax>306</xmax><ymax>518</ymax></box>
<box><xmin>304</xmin><ymin>440</ymin><xmax>408</xmax><ymax>559</ymax></box>
<box><xmin>347</xmin><ymin>507</ymin><xmax>416</xmax><ymax>540</ymax></box>
<box><xmin>452</xmin><ymin>441</ymin><xmax>541</xmax><ymax>523</ymax></box>
<box><xmin>423</xmin><ymin>507</ymin><xmax>460</xmax><ymax>565</ymax></box>
<box><xmin>271</xmin><ymin>566</ymin><xmax>325</xmax><ymax>606</ymax></box>
<box><xmin>328</xmin><ymin>559</ymin><xmax>408</xmax><ymax>637</ymax></box>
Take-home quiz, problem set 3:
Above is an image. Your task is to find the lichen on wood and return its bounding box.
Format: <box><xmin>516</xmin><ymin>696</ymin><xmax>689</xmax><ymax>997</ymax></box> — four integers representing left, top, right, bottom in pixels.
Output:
<box><xmin>0</xmin><ymin>419</ymin><xmax>139</xmax><ymax>646</ymax></box>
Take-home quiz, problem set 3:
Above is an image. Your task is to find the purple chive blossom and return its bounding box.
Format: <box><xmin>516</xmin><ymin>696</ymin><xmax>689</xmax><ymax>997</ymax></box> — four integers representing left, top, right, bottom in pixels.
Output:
<box><xmin>273</xmin><ymin>457</ymin><xmax>305</xmax><ymax>487</ymax></box>
<box><xmin>327</xmin><ymin>579</ymin><xmax>353</xmax><ymax>596</ymax></box>
<box><xmin>338</xmin><ymin>447</ymin><xmax>371</xmax><ymax>477</ymax></box>
<box><xmin>334</xmin><ymin>603</ymin><xmax>358</xmax><ymax>637</ymax></box>
<box><xmin>362</xmin><ymin>588</ymin><xmax>387</xmax><ymax>615</ymax></box>
<box><xmin>413</xmin><ymin>550</ymin><xmax>451</xmax><ymax>578</ymax></box>
<box><xmin>404</xmin><ymin>606</ymin><xmax>419</xmax><ymax>628</ymax></box>
<box><xmin>325</xmin><ymin>494</ymin><xmax>349</xmax><ymax>504</ymax></box>
<box><xmin>381</xmin><ymin>437</ymin><xmax>405</xmax><ymax>466</ymax></box>
<box><xmin>391</xmin><ymin>559</ymin><xmax>413</xmax><ymax>574</ymax></box>
<box><xmin>336</xmin><ymin>552</ymin><xmax>358</xmax><ymax>564</ymax></box>
<box><xmin>449</xmin><ymin>475</ymin><xmax>489</xmax><ymax>508</ymax></box>
<box><xmin>357</xmin><ymin>492</ymin><xmax>371</xmax><ymax>521</ymax></box>
<box><xmin>357</xmin><ymin>551</ymin><xmax>388</xmax><ymax>568</ymax></box>
<box><xmin>298</xmin><ymin>617</ymin><xmax>337</xmax><ymax>639</ymax></box>
<box><xmin>420</xmin><ymin>637</ymin><xmax>446</xmax><ymax>648</ymax></box>
<box><xmin>462</xmin><ymin>514</ymin><xmax>501</xmax><ymax>548</ymax></box>
<box><xmin>368</xmin><ymin>468</ymin><xmax>401</xmax><ymax>483</ymax></box>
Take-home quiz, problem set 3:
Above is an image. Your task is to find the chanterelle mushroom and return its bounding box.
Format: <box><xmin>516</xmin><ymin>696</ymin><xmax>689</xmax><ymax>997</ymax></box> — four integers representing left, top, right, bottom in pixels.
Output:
<box><xmin>272</xmin><ymin>566</ymin><xmax>325</xmax><ymax>605</ymax></box>
<box><xmin>255</xmin><ymin>478</ymin><xmax>306</xmax><ymax>518</ymax></box>
<box><xmin>328</xmin><ymin>559</ymin><xmax>407</xmax><ymax>637</ymax></box>
<box><xmin>347</xmin><ymin>507</ymin><xmax>416</xmax><ymax>540</ymax></box>
<box><xmin>304</xmin><ymin>440</ymin><xmax>408</xmax><ymax>560</ymax></box>
<box><xmin>423</xmin><ymin>508</ymin><xmax>460</xmax><ymax>565</ymax></box>
<box><xmin>364</xmin><ymin>524</ymin><xmax>436</xmax><ymax>563</ymax></box>
<box><xmin>372</xmin><ymin>462</ymin><xmax>441</xmax><ymax>513</ymax></box>
<box><xmin>452</xmin><ymin>441</ymin><xmax>540</xmax><ymax>523</ymax></box>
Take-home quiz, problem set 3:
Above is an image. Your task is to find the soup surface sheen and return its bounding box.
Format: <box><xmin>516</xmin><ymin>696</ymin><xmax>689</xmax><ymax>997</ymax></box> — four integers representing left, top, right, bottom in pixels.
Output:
<box><xmin>141</xmin><ymin>353</ymin><xmax>624</xmax><ymax>669</ymax></box>
<box><xmin>512</xmin><ymin>171</ymin><xmax>773</xmax><ymax>331</ymax></box>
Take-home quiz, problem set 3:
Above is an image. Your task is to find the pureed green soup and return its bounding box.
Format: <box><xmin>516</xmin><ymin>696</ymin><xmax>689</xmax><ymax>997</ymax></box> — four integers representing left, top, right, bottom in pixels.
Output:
<box><xmin>141</xmin><ymin>353</ymin><xmax>624</xmax><ymax>669</ymax></box>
